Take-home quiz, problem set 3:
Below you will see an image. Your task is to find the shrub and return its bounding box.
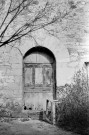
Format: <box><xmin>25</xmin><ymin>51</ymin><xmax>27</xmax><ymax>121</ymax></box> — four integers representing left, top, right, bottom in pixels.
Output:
<box><xmin>57</xmin><ymin>69</ymin><xmax>89</xmax><ymax>134</ymax></box>
<box><xmin>0</xmin><ymin>98</ymin><xmax>22</xmax><ymax>118</ymax></box>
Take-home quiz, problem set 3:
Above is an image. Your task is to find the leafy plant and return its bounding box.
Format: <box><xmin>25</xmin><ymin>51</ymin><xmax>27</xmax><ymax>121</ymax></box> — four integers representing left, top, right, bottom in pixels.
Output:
<box><xmin>57</xmin><ymin>68</ymin><xmax>89</xmax><ymax>134</ymax></box>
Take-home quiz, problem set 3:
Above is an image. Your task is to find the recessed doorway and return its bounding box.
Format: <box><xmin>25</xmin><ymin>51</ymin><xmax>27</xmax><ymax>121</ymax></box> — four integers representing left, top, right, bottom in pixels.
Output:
<box><xmin>23</xmin><ymin>46</ymin><xmax>56</xmax><ymax>111</ymax></box>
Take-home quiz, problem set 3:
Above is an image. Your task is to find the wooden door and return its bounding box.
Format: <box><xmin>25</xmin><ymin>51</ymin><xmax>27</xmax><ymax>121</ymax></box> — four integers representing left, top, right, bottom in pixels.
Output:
<box><xmin>23</xmin><ymin>63</ymin><xmax>54</xmax><ymax>111</ymax></box>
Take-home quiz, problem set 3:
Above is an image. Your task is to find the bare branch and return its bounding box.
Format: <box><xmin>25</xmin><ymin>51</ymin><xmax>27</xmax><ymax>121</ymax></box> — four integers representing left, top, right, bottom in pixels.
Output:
<box><xmin>0</xmin><ymin>0</ymin><xmax>82</xmax><ymax>48</ymax></box>
<box><xmin>0</xmin><ymin>0</ymin><xmax>36</xmax><ymax>40</ymax></box>
<box><xmin>0</xmin><ymin>0</ymin><xmax>12</xmax><ymax>30</ymax></box>
<box><xmin>0</xmin><ymin>6</ymin><xmax>20</xmax><ymax>38</ymax></box>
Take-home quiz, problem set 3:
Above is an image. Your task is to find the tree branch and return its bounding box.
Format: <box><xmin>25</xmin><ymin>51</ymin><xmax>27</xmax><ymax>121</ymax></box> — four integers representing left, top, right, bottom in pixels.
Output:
<box><xmin>0</xmin><ymin>0</ymin><xmax>81</xmax><ymax>48</ymax></box>
<box><xmin>0</xmin><ymin>0</ymin><xmax>12</xmax><ymax>30</ymax></box>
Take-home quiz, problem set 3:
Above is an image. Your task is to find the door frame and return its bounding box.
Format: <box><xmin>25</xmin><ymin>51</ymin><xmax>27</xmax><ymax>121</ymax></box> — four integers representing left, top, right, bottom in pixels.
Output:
<box><xmin>22</xmin><ymin>46</ymin><xmax>56</xmax><ymax>110</ymax></box>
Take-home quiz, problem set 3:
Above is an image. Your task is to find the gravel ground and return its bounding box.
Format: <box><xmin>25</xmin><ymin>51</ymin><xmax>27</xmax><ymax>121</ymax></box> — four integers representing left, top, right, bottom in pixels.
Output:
<box><xmin>0</xmin><ymin>118</ymin><xmax>80</xmax><ymax>135</ymax></box>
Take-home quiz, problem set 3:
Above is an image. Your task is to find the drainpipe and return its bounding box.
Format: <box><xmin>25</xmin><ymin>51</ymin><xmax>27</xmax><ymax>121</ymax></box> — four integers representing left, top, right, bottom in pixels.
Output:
<box><xmin>85</xmin><ymin>62</ymin><xmax>89</xmax><ymax>89</ymax></box>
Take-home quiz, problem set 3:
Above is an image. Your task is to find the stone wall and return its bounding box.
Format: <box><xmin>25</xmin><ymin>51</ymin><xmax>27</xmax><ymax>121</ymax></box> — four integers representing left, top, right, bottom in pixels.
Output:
<box><xmin>0</xmin><ymin>46</ymin><xmax>23</xmax><ymax>107</ymax></box>
<box><xmin>0</xmin><ymin>30</ymin><xmax>86</xmax><ymax>109</ymax></box>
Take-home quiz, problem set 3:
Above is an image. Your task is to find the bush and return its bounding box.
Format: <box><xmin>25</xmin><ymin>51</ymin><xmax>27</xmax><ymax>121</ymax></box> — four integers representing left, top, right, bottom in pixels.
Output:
<box><xmin>0</xmin><ymin>99</ymin><xmax>22</xmax><ymax>118</ymax></box>
<box><xmin>57</xmin><ymin>69</ymin><xmax>89</xmax><ymax>134</ymax></box>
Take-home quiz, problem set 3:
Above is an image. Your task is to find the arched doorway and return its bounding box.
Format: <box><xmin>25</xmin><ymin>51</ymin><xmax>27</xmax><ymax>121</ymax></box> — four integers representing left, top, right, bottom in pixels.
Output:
<box><xmin>23</xmin><ymin>46</ymin><xmax>56</xmax><ymax>111</ymax></box>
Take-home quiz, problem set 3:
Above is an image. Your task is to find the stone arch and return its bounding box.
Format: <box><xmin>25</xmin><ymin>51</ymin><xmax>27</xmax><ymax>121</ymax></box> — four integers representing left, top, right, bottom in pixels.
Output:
<box><xmin>24</xmin><ymin>46</ymin><xmax>56</xmax><ymax>63</ymax></box>
<box><xmin>19</xmin><ymin>36</ymin><xmax>70</xmax><ymax>86</ymax></box>
<box><xmin>18</xmin><ymin>36</ymin><xmax>69</xmax><ymax>63</ymax></box>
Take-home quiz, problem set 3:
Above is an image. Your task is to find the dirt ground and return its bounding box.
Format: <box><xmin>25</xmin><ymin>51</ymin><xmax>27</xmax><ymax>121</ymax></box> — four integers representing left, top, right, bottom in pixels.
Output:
<box><xmin>0</xmin><ymin>117</ymin><xmax>81</xmax><ymax>135</ymax></box>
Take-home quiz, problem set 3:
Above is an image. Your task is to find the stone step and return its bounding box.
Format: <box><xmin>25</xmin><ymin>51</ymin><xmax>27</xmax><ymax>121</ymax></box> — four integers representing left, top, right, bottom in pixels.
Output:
<box><xmin>20</xmin><ymin>110</ymin><xmax>44</xmax><ymax>120</ymax></box>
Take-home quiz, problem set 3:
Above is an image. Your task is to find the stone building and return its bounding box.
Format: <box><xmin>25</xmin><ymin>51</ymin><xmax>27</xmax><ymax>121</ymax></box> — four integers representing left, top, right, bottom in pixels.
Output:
<box><xmin>0</xmin><ymin>0</ymin><xmax>89</xmax><ymax>113</ymax></box>
<box><xmin>0</xmin><ymin>31</ymin><xmax>88</xmax><ymax>112</ymax></box>
<box><xmin>0</xmin><ymin>34</ymin><xmax>70</xmax><ymax>111</ymax></box>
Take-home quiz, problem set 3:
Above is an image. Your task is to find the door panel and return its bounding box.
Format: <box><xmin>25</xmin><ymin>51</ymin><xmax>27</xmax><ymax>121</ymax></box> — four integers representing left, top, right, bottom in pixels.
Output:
<box><xmin>44</xmin><ymin>67</ymin><xmax>52</xmax><ymax>86</ymax></box>
<box><xmin>35</xmin><ymin>67</ymin><xmax>43</xmax><ymax>85</ymax></box>
<box><xmin>24</xmin><ymin>92</ymin><xmax>53</xmax><ymax>110</ymax></box>
<box><xmin>24</xmin><ymin>67</ymin><xmax>33</xmax><ymax>86</ymax></box>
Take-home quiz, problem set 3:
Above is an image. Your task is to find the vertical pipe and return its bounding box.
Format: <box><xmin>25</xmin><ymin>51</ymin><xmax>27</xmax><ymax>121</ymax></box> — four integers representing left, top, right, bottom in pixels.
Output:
<box><xmin>87</xmin><ymin>64</ymin><xmax>88</xmax><ymax>88</ymax></box>
<box><xmin>52</xmin><ymin>101</ymin><xmax>56</xmax><ymax>125</ymax></box>
<box><xmin>46</xmin><ymin>100</ymin><xmax>49</xmax><ymax>115</ymax></box>
<box><xmin>85</xmin><ymin>62</ymin><xmax>89</xmax><ymax>89</ymax></box>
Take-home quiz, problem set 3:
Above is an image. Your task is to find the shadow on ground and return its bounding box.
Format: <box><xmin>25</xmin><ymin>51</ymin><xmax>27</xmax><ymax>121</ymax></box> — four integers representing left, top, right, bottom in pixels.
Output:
<box><xmin>56</xmin><ymin>121</ymin><xmax>89</xmax><ymax>135</ymax></box>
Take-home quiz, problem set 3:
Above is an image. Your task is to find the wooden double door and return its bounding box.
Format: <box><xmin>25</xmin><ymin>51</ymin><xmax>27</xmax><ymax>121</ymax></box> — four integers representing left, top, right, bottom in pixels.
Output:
<box><xmin>23</xmin><ymin>63</ymin><xmax>54</xmax><ymax>111</ymax></box>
